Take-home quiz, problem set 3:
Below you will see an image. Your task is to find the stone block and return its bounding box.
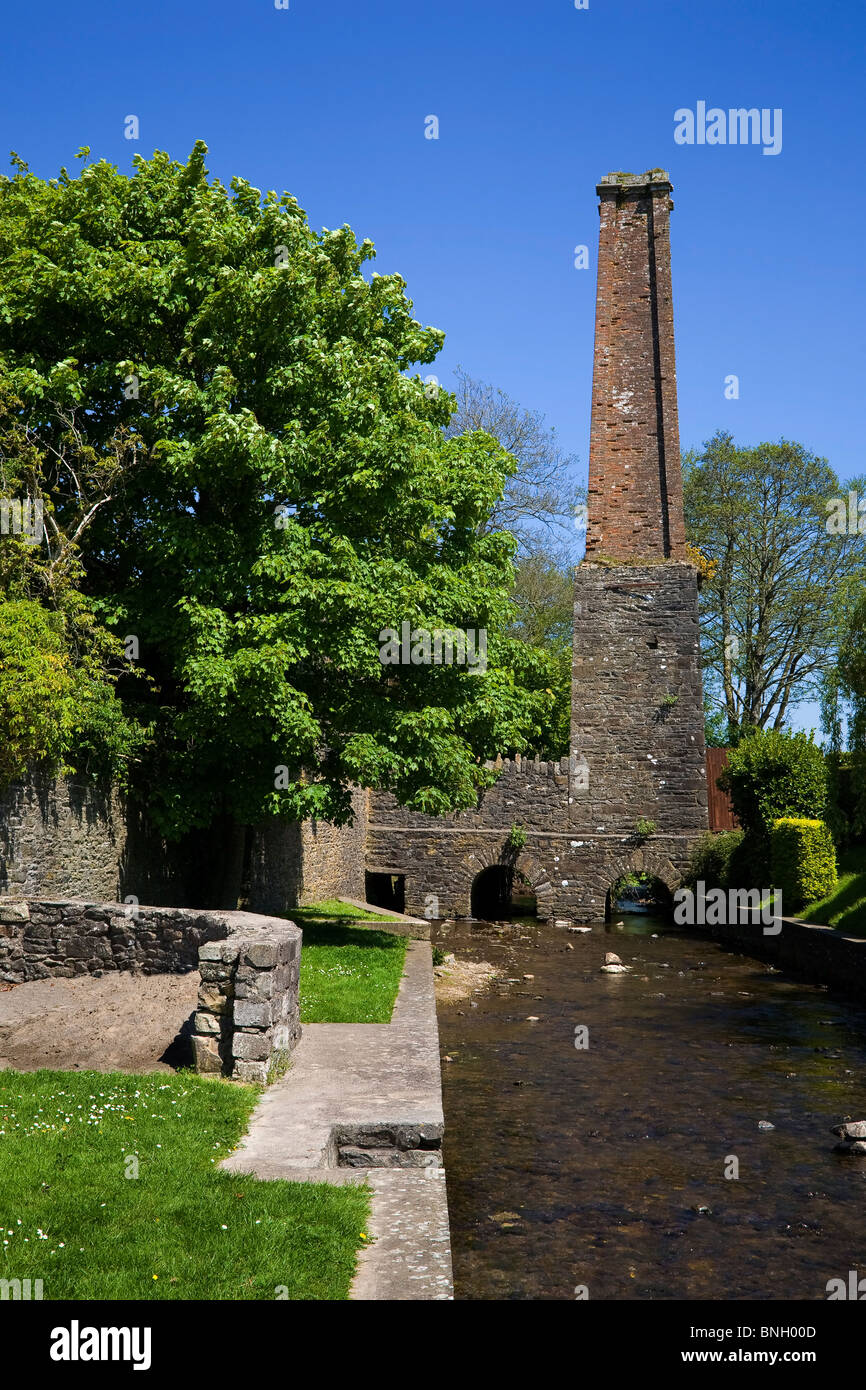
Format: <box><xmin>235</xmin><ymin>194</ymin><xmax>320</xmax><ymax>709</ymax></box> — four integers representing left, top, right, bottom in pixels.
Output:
<box><xmin>193</xmin><ymin>1011</ymin><xmax>222</xmax><ymax>1035</ymax></box>
<box><xmin>191</xmin><ymin>1035</ymin><xmax>223</xmax><ymax>1074</ymax></box>
<box><xmin>233</xmin><ymin>1000</ymin><xmax>272</xmax><ymax>1028</ymax></box>
<box><xmin>234</xmin><ymin>1060</ymin><xmax>269</xmax><ymax>1084</ymax></box>
<box><xmin>0</xmin><ymin>901</ymin><xmax>30</xmax><ymax>924</ymax></box>
<box><xmin>232</xmin><ymin>1031</ymin><xmax>271</xmax><ymax>1061</ymax></box>
<box><xmin>243</xmin><ymin>942</ymin><xmax>278</xmax><ymax>969</ymax></box>
<box><xmin>198</xmin><ymin>984</ymin><xmax>231</xmax><ymax>1014</ymax></box>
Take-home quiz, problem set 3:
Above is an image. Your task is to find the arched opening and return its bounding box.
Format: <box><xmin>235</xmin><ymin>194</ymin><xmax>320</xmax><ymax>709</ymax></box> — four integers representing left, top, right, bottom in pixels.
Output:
<box><xmin>607</xmin><ymin>871</ymin><xmax>673</xmax><ymax>921</ymax></box>
<box><xmin>471</xmin><ymin>866</ymin><xmax>537</xmax><ymax>920</ymax></box>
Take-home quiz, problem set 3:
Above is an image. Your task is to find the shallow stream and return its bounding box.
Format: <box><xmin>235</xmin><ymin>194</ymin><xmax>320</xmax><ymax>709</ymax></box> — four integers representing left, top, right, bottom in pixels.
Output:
<box><xmin>434</xmin><ymin>914</ymin><xmax>866</xmax><ymax>1300</ymax></box>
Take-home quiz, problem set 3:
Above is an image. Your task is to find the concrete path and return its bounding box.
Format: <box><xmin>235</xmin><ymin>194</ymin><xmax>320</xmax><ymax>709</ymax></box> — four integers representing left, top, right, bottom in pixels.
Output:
<box><xmin>222</xmin><ymin>940</ymin><xmax>453</xmax><ymax>1300</ymax></box>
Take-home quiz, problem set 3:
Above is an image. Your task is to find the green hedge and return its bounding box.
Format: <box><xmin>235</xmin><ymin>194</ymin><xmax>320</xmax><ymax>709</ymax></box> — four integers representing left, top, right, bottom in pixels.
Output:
<box><xmin>770</xmin><ymin>818</ymin><xmax>837</xmax><ymax>912</ymax></box>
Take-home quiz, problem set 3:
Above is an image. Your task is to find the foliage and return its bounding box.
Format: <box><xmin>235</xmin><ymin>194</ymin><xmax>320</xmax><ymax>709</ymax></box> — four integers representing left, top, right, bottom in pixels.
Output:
<box><xmin>506</xmin><ymin>550</ymin><xmax>573</xmax><ymax>757</ymax></box>
<box><xmin>704</xmin><ymin>705</ymin><xmax>734</xmax><ymax>748</ymax></box>
<box><xmin>0</xmin><ymin>145</ymin><xmax>552</xmax><ymax>834</ymax></box>
<box><xmin>634</xmin><ymin>817</ymin><xmax>657</xmax><ymax>839</ymax></box>
<box><xmin>798</xmin><ymin>845</ymin><xmax>866</xmax><ymax>937</ymax></box>
<box><xmin>445</xmin><ymin>366</ymin><xmax>584</xmax><ymax>559</ymax></box>
<box><xmin>506</xmin><ymin>823</ymin><xmax>527</xmax><ymax>851</ymax></box>
<box><xmin>0</xmin><ymin>601</ymin><xmax>74</xmax><ymax>783</ymax></box>
<box><xmin>684</xmin><ymin>430</ymin><xmax>865</xmax><ymax>734</ymax></box>
<box><xmin>770</xmin><ymin>817</ymin><xmax>837</xmax><ymax>911</ymax></box>
<box><xmin>718</xmin><ymin>729</ymin><xmax>828</xmax><ymax>840</ymax></box>
<box><xmin>821</xmin><ymin>587</ymin><xmax>866</xmax><ymax>840</ymax></box>
<box><xmin>681</xmin><ymin>830</ymin><xmax>745</xmax><ymax>892</ymax></box>
<box><xmin>0</xmin><ymin>1070</ymin><xmax>368</xmax><ymax>1299</ymax></box>
<box><xmin>0</xmin><ymin>385</ymin><xmax>146</xmax><ymax>787</ymax></box>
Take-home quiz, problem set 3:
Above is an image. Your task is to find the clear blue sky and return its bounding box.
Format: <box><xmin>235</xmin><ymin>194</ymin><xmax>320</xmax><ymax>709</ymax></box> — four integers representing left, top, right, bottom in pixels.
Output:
<box><xmin>3</xmin><ymin>0</ymin><xmax>863</xmax><ymax>732</ymax></box>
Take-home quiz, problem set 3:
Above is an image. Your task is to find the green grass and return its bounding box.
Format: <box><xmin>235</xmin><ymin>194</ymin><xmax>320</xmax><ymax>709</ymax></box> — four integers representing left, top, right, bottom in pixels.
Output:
<box><xmin>0</xmin><ymin>1070</ymin><xmax>369</xmax><ymax>1300</ymax></box>
<box><xmin>798</xmin><ymin>846</ymin><xmax>866</xmax><ymax>937</ymax></box>
<box><xmin>299</xmin><ymin>922</ymin><xmax>407</xmax><ymax>1023</ymax></box>
<box><xmin>290</xmin><ymin>899</ymin><xmax>395</xmax><ymax>925</ymax></box>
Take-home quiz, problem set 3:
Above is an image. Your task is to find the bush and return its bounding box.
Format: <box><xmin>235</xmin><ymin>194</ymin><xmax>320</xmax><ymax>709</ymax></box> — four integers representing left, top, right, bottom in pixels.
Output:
<box><xmin>826</xmin><ymin>751</ymin><xmax>866</xmax><ymax>848</ymax></box>
<box><xmin>718</xmin><ymin>730</ymin><xmax>829</xmax><ymax>836</ymax></box>
<box><xmin>717</xmin><ymin>729</ymin><xmax>829</xmax><ymax>878</ymax></box>
<box><xmin>770</xmin><ymin>817</ymin><xmax>837</xmax><ymax>912</ymax></box>
<box><xmin>682</xmin><ymin>830</ymin><xmax>745</xmax><ymax>891</ymax></box>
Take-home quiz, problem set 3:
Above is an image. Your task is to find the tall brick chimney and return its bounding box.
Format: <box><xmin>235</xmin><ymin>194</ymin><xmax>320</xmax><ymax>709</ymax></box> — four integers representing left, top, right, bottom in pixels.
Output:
<box><xmin>585</xmin><ymin>171</ymin><xmax>687</xmax><ymax>561</ymax></box>
<box><xmin>569</xmin><ymin>170</ymin><xmax>707</xmax><ymax>847</ymax></box>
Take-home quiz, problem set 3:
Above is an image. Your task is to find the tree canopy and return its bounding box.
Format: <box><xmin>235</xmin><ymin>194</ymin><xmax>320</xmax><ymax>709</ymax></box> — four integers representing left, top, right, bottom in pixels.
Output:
<box><xmin>0</xmin><ymin>144</ymin><xmax>557</xmax><ymax>833</ymax></box>
<box><xmin>684</xmin><ymin>430</ymin><xmax>865</xmax><ymax>737</ymax></box>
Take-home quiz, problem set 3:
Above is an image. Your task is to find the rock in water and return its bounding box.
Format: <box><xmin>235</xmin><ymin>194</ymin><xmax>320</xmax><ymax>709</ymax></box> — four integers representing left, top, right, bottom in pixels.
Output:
<box><xmin>601</xmin><ymin>963</ymin><xmax>630</xmax><ymax>974</ymax></box>
<box><xmin>834</xmin><ymin>1140</ymin><xmax>866</xmax><ymax>1155</ymax></box>
<box><xmin>832</xmin><ymin>1120</ymin><xmax>866</xmax><ymax>1141</ymax></box>
<box><xmin>757</xmin><ymin>1121</ymin><xmax>775</xmax><ymax>1131</ymax></box>
<box><xmin>604</xmin><ymin>952</ymin><xmax>623</xmax><ymax>965</ymax></box>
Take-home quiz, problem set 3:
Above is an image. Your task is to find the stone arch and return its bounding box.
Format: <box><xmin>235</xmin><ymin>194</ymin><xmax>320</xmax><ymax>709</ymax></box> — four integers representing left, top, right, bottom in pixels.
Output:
<box><xmin>460</xmin><ymin>842</ymin><xmax>554</xmax><ymax>921</ymax></box>
<box><xmin>604</xmin><ymin>848</ymin><xmax>680</xmax><ymax>919</ymax></box>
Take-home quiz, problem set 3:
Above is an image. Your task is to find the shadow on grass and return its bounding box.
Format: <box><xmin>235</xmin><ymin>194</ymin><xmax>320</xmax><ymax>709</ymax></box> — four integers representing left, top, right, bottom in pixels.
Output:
<box><xmin>298</xmin><ymin>922</ymin><xmax>406</xmax><ymax>951</ymax></box>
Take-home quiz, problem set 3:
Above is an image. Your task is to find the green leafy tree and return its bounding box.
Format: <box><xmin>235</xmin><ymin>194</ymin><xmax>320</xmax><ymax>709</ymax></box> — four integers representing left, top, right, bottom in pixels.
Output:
<box><xmin>506</xmin><ymin>550</ymin><xmax>573</xmax><ymax>757</ymax></box>
<box><xmin>0</xmin><ymin>145</ymin><xmax>552</xmax><ymax>833</ymax></box>
<box><xmin>0</xmin><ymin>384</ymin><xmax>144</xmax><ymax>787</ymax></box>
<box><xmin>821</xmin><ymin>583</ymin><xmax>866</xmax><ymax>838</ymax></box>
<box><xmin>684</xmin><ymin>431</ymin><xmax>865</xmax><ymax>735</ymax></box>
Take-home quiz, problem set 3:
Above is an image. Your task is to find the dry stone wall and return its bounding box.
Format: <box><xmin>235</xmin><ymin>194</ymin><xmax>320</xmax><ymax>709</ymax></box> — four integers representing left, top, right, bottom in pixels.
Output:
<box><xmin>0</xmin><ymin>898</ymin><xmax>301</xmax><ymax>1082</ymax></box>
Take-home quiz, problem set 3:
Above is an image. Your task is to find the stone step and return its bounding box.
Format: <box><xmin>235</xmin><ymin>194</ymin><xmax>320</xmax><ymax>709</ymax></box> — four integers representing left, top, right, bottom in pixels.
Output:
<box><xmin>338</xmin><ymin>1146</ymin><xmax>442</xmax><ymax>1169</ymax></box>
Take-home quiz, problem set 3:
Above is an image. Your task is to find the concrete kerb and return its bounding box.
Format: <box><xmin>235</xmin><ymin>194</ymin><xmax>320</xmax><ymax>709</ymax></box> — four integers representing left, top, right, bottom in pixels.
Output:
<box><xmin>334</xmin><ymin>897</ymin><xmax>431</xmax><ymax>940</ymax></box>
<box><xmin>221</xmin><ymin>939</ymin><xmax>453</xmax><ymax>1300</ymax></box>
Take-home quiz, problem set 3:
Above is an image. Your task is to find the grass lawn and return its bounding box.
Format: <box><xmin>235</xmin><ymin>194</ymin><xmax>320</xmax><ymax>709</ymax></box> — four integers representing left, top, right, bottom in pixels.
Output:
<box><xmin>0</xmin><ymin>1070</ymin><xmax>369</xmax><ymax>1300</ymax></box>
<box><xmin>798</xmin><ymin>847</ymin><xmax>866</xmax><ymax>938</ymax></box>
<box><xmin>298</xmin><ymin>922</ymin><xmax>407</xmax><ymax>1023</ymax></box>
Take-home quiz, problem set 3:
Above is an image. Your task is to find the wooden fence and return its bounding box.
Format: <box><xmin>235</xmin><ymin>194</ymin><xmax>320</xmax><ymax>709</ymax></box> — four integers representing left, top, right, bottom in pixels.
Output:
<box><xmin>705</xmin><ymin>747</ymin><xmax>739</xmax><ymax>832</ymax></box>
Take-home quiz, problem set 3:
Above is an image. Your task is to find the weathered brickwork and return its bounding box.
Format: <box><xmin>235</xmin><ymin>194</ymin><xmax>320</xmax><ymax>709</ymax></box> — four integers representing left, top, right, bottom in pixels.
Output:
<box><xmin>0</xmin><ymin>898</ymin><xmax>212</xmax><ymax>981</ymax></box>
<box><xmin>585</xmin><ymin>172</ymin><xmax>686</xmax><ymax>562</ymax></box>
<box><xmin>571</xmin><ymin>561</ymin><xmax>706</xmax><ymax>835</ymax></box>
<box><xmin>0</xmin><ymin>778</ymin><xmax>126</xmax><ymax>901</ymax></box>
<box><xmin>192</xmin><ymin>922</ymin><xmax>301</xmax><ymax>1084</ymax></box>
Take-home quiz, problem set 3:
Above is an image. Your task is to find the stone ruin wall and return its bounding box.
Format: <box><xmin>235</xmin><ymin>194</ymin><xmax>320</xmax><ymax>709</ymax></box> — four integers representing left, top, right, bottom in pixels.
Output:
<box><xmin>0</xmin><ymin>897</ymin><xmax>301</xmax><ymax>1083</ymax></box>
